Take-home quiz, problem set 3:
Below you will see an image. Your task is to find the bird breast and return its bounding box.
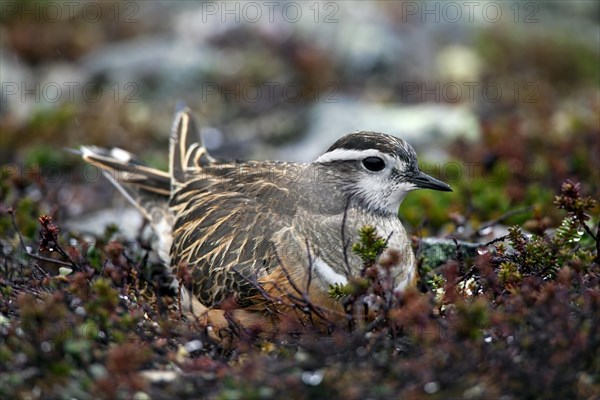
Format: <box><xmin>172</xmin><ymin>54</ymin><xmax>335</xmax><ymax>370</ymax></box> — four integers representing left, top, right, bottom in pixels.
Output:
<box><xmin>298</xmin><ymin>206</ymin><xmax>416</xmax><ymax>292</ymax></box>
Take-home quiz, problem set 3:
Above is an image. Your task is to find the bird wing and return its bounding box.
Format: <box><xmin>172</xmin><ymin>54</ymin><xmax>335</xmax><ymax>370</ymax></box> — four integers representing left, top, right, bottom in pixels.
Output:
<box><xmin>169</xmin><ymin>163</ymin><xmax>314</xmax><ymax>308</ymax></box>
<box><xmin>167</xmin><ymin>109</ymin><xmax>351</xmax><ymax>310</ymax></box>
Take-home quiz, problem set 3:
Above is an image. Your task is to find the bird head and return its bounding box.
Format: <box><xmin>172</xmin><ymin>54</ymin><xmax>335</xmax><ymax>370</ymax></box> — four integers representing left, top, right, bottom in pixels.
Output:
<box><xmin>315</xmin><ymin>132</ymin><xmax>452</xmax><ymax>215</ymax></box>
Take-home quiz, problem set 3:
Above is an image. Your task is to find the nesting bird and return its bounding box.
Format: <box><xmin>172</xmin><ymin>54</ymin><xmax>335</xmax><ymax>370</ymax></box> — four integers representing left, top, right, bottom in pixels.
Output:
<box><xmin>81</xmin><ymin>108</ymin><xmax>451</xmax><ymax>329</ymax></box>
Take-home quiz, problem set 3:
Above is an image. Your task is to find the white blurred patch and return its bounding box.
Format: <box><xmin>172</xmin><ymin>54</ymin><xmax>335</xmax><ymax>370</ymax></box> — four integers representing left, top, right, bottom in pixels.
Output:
<box><xmin>313</xmin><ymin>258</ymin><xmax>347</xmax><ymax>286</ymax></box>
<box><xmin>110</xmin><ymin>148</ymin><xmax>135</xmax><ymax>163</ymax></box>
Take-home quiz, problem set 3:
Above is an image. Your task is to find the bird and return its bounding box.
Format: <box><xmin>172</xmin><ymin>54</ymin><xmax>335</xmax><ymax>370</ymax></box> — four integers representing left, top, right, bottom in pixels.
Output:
<box><xmin>81</xmin><ymin>107</ymin><xmax>452</xmax><ymax>331</ymax></box>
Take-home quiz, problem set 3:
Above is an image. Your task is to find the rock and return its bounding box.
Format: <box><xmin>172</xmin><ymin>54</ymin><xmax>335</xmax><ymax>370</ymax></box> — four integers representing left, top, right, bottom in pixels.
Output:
<box><xmin>64</xmin><ymin>206</ymin><xmax>144</xmax><ymax>239</ymax></box>
<box><xmin>277</xmin><ymin>99</ymin><xmax>480</xmax><ymax>162</ymax></box>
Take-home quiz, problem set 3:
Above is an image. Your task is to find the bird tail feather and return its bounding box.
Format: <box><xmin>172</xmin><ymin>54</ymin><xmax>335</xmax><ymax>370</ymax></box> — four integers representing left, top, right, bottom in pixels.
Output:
<box><xmin>169</xmin><ymin>108</ymin><xmax>215</xmax><ymax>187</ymax></box>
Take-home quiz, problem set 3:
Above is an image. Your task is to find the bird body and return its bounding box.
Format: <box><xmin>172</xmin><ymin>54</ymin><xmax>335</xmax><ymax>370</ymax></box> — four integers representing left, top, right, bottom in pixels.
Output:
<box><xmin>81</xmin><ymin>108</ymin><xmax>451</xmax><ymax>329</ymax></box>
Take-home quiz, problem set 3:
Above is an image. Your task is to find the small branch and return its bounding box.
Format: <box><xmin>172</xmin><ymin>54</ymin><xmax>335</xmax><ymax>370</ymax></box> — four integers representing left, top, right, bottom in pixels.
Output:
<box><xmin>364</xmin><ymin>315</ymin><xmax>385</xmax><ymax>332</ymax></box>
<box><xmin>482</xmin><ymin>234</ymin><xmax>509</xmax><ymax>247</ymax></box>
<box><xmin>52</xmin><ymin>242</ymin><xmax>80</xmax><ymax>272</ymax></box>
<box><xmin>231</xmin><ymin>268</ymin><xmax>289</xmax><ymax>316</ymax></box>
<box><xmin>9</xmin><ymin>209</ymin><xmax>51</xmax><ymax>277</ymax></box>
<box><xmin>593</xmin><ymin>222</ymin><xmax>600</xmax><ymax>263</ymax></box>
<box><xmin>272</xmin><ymin>250</ymin><xmax>334</xmax><ymax>325</ymax></box>
<box><xmin>452</xmin><ymin>238</ymin><xmax>464</xmax><ymax>271</ymax></box>
<box><xmin>9</xmin><ymin>209</ymin><xmax>29</xmax><ymax>255</ymax></box>
<box><xmin>177</xmin><ymin>280</ymin><xmax>184</xmax><ymax>320</ymax></box>
<box><xmin>273</xmin><ymin>250</ymin><xmax>308</xmax><ymax>298</ymax></box>
<box><xmin>341</xmin><ymin>198</ymin><xmax>352</xmax><ymax>276</ymax></box>
<box><xmin>382</xmin><ymin>232</ymin><xmax>393</xmax><ymax>256</ymax></box>
<box><xmin>304</xmin><ymin>238</ymin><xmax>313</xmax><ymax>294</ymax></box>
<box><xmin>26</xmin><ymin>253</ymin><xmax>73</xmax><ymax>268</ymax></box>
<box><xmin>476</xmin><ymin>206</ymin><xmax>534</xmax><ymax>237</ymax></box>
<box><xmin>99</xmin><ymin>259</ymin><xmax>108</xmax><ymax>276</ymax></box>
<box><xmin>224</xmin><ymin>309</ymin><xmax>244</xmax><ymax>340</ymax></box>
<box><xmin>233</xmin><ymin>260</ymin><xmax>328</xmax><ymax>324</ymax></box>
<box><xmin>452</xmin><ymin>238</ymin><xmax>470</xmax><ymax>297</ymax></box>
<box><xmin>581</xmin><ymin>220</ymin><xmax>599</xmax><ymax>242</ymax></box>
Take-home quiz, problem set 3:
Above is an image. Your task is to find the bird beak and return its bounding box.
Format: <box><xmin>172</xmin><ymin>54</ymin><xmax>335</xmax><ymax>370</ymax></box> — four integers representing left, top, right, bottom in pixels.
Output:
<box><xmin>407</xmin><ymin>170</ymin><xmax>452</xmax><ymax>192</ymax></box>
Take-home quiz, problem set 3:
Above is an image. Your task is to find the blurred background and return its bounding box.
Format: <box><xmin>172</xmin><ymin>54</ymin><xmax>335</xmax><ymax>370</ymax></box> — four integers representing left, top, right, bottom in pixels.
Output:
<box><xmin>1</xmin><ymin>0</ymin><xmax>599</xmax><ymax>237</ymax></box>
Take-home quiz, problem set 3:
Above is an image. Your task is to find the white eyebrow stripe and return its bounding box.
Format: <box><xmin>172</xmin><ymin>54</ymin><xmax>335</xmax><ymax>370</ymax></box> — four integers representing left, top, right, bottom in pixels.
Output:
<box><xmin>315</xmin><ymin>148</ymin><xmax>385</xmax><ymax>163</ymax></box>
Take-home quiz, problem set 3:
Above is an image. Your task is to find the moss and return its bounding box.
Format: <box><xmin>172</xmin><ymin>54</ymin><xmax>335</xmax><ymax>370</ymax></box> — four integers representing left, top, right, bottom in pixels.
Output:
<box><xmin>351</xmin><ymin>225</ymin><xmax>387</xmax><ymax>263</ymax></box>
<box><xmin>498</xmin><ymin>262</ymin><xmax>522</xmax><ymax>287</ymax></box>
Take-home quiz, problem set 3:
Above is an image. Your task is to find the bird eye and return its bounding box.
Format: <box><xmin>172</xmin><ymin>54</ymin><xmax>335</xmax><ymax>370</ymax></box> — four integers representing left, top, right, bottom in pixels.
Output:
<box><xmin>362</xmin><ymin>157</ymin><xmax>385</xmax><ymax>172</ymax></box>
